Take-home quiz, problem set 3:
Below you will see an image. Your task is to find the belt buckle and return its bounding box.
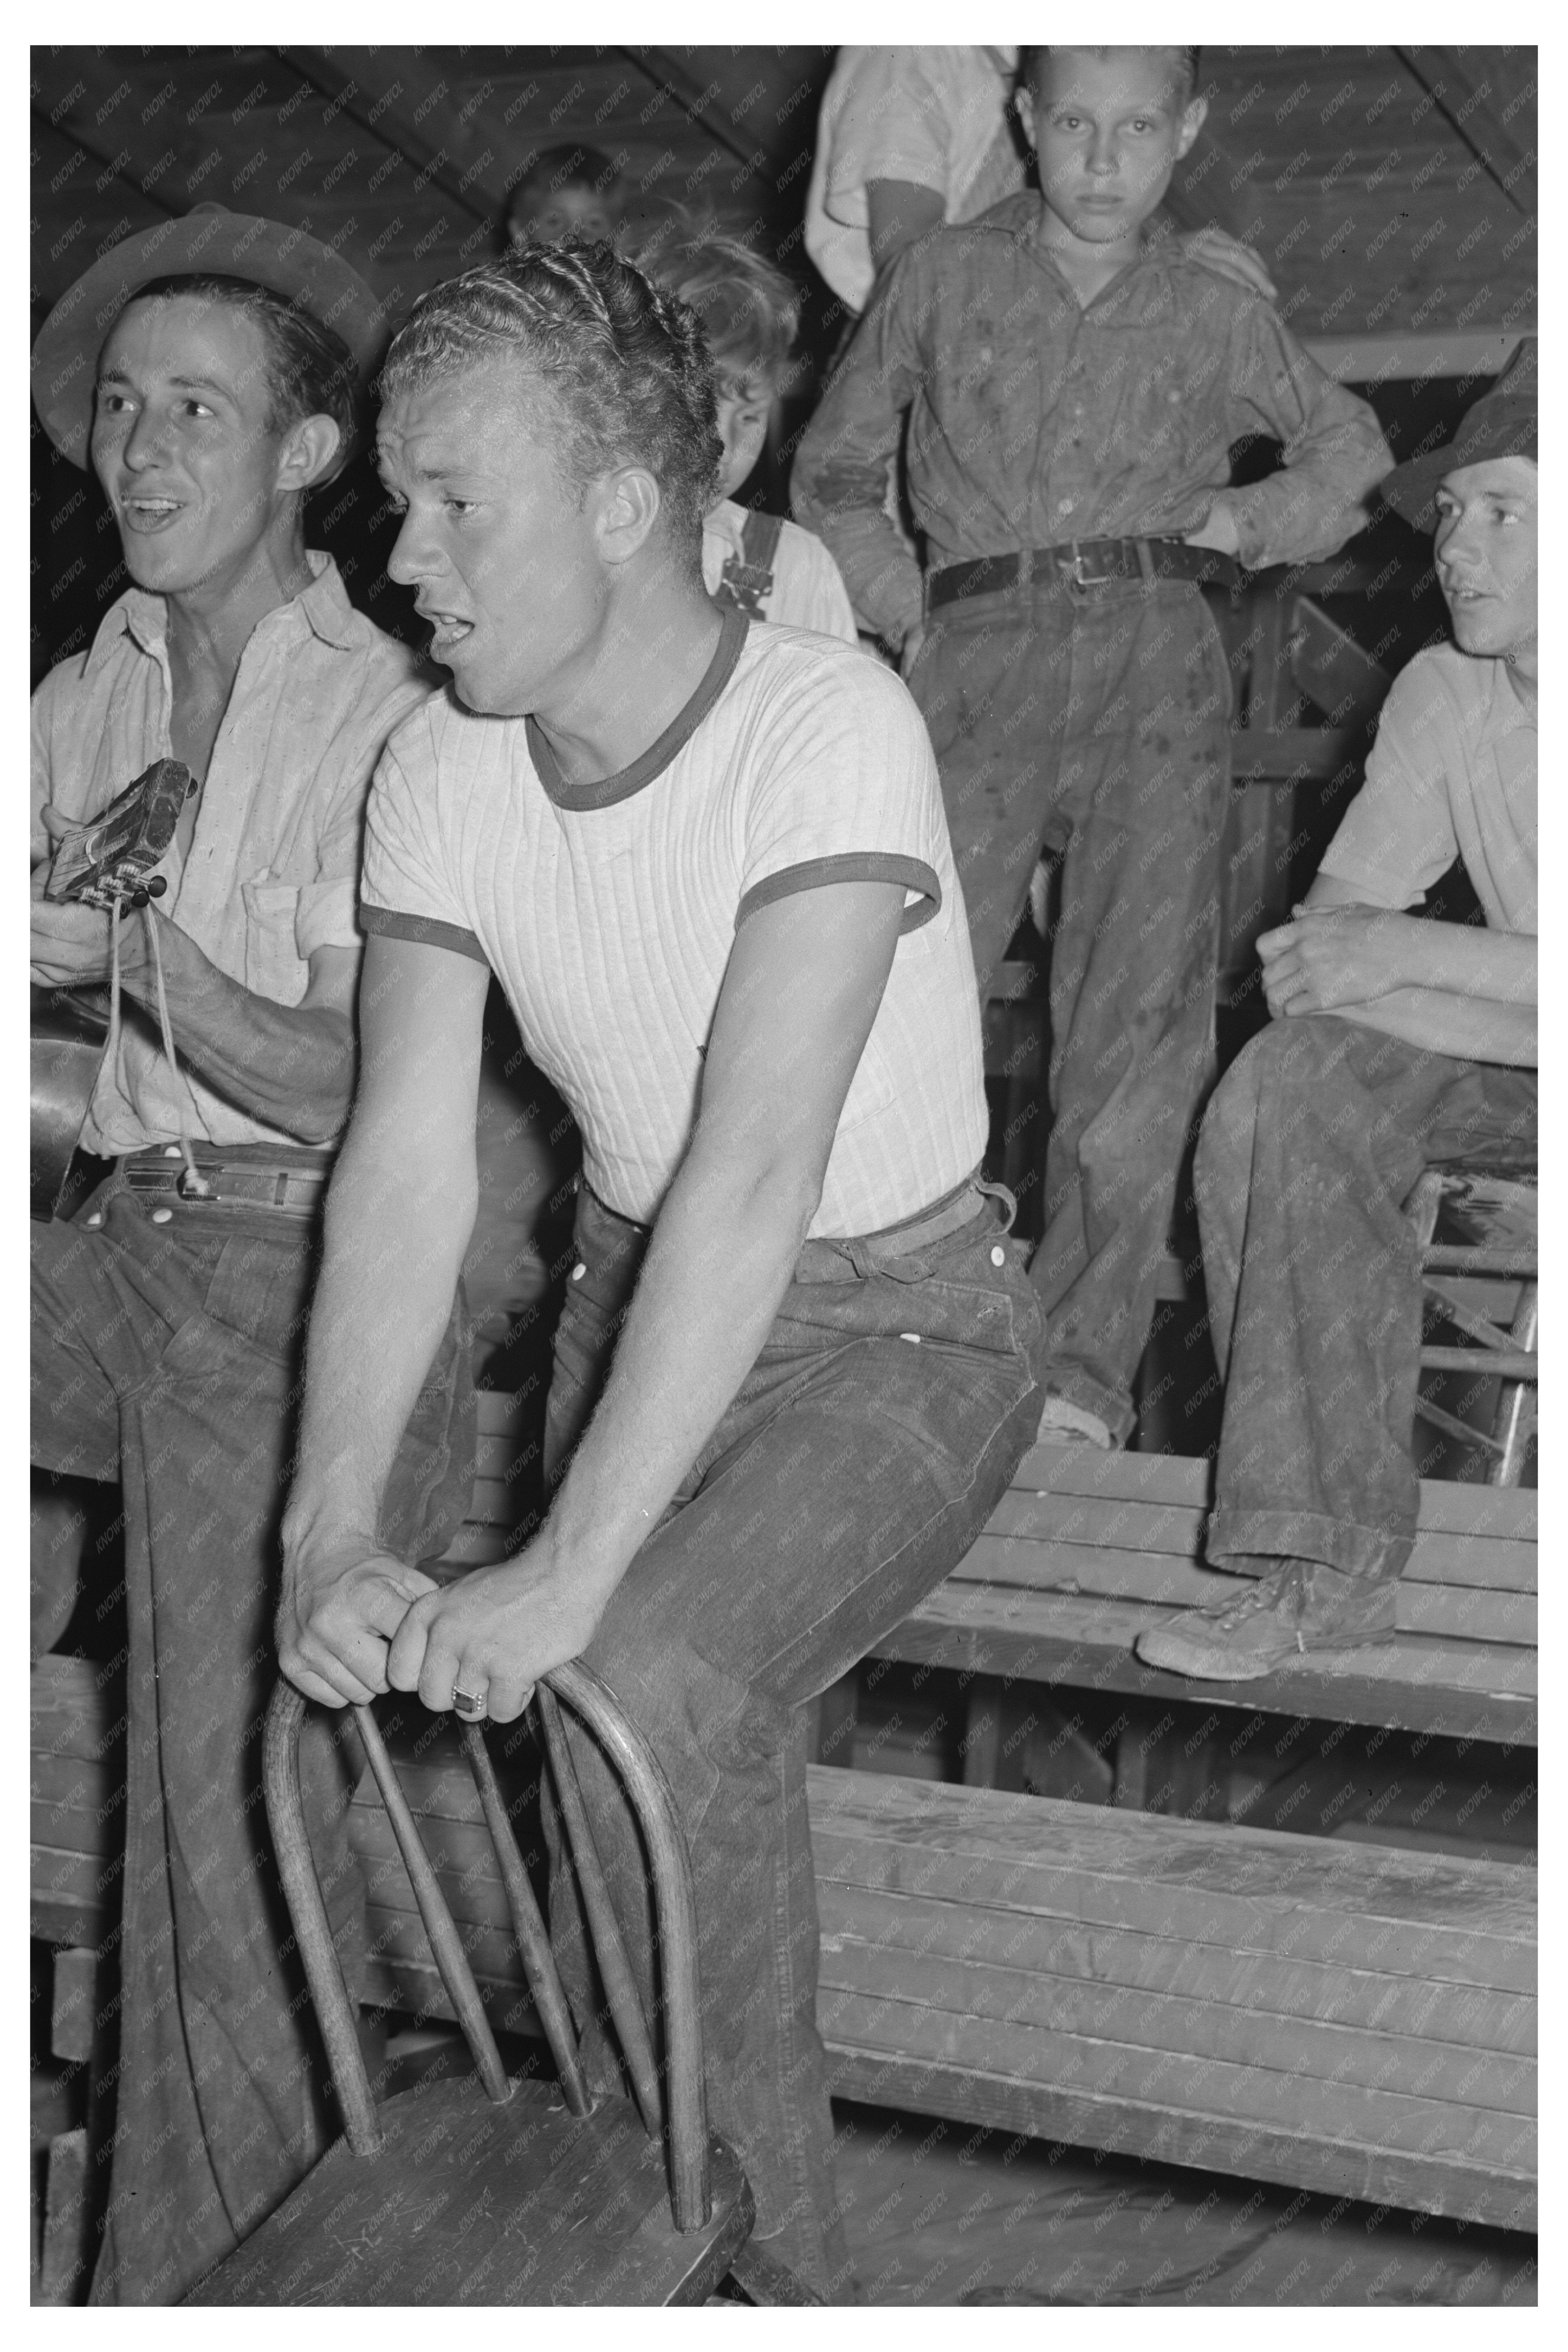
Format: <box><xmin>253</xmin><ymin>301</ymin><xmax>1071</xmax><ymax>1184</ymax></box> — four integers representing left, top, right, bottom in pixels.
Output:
<box><xmin>1056</xmin><ymin>542</ymin><xmax>1090</xmax><ymax>589</ymax></box>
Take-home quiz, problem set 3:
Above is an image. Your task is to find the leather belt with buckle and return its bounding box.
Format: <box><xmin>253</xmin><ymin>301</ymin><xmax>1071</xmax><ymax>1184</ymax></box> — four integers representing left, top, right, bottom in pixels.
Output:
<box><xmin>120</xmin><ymin>1144</ymin><xmax>332</xmax><ymax>1212</ymax></box>
<box><xmin>926</xmin><ymin>538</ymin><xmax>1241</xmax><ymax>612</ymax></box>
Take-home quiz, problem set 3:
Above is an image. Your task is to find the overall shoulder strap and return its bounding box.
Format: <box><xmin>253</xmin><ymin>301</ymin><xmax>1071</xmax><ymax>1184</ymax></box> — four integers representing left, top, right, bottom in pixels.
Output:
<box><xmin>718</xmin><ymin>509</ymin><xmax>785</xmax><ymax>619</ymax></box>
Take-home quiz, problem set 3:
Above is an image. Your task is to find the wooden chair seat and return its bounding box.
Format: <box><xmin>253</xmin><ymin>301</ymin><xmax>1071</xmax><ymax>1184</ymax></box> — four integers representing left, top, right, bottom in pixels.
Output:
<box><xmin>190</xmin><ymin>2076</ymin><xmax>751</xmax><ymax>2307</ymax></box>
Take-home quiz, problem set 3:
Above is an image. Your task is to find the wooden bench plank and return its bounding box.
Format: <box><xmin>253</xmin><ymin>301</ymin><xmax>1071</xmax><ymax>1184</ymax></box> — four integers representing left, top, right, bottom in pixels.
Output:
<box><xmin>900</xmin><ymin>1585</ymin><xmax>1539</xmax><ymax>1697</ymax></box>
<box><xmin>957</xmin><ymin>1536</ymin><xmax>1535</xmax><ymax>1642</ymax></box>
<box><xmin>818</xmin><ymin>1884</ymin><xmax>1537</xmax><ymax>2057</ymax></box>
<box><xmin>817</xmin><ymin>1989</ymin><xmax>1535</xmax><ymax>2167</ymax></box>
<box><xmin>818</xmin><ymin>1939</ymin><xmax>1535</xmax><ymax>2116</ymax></box>
<box><xmin>984</xmin><ymin>1492</ymin><xmax>1537</xmax><ymax>1591</ymax></box>
<box><xmin>820</xmin><ymin>2050</ymin><xmax>1535</xmax><ymax>2233</ymax></box>
<box><xmin>809</xmin><ymin>1766</ymin><xmax>1536</xmax><ymax>2229</ymax></box>
<box><xmin>875</xmin><ymin>1588</ymin><xmax>1538</xmax><ymax>1745</ymax></box>
<box><xmin>806</xmin><ymin>1770</ymin><xmax>1536</xmax><ymax>1979</ymax></box>
<box><xmin>1009</xmin><ymin>1443</ymin><xmax>1537</xmax><ymax>1540</ymax></box>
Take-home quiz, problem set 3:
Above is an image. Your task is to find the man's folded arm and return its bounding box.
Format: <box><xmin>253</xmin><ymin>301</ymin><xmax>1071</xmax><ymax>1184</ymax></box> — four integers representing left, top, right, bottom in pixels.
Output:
<box><xmin>1304</xmin><ymin>869</ymin><xmax>1537</xmax><ymax>1006</ymax></box>
<box><xmin>1287</xmin><ymin>870</ymin><xmax>1537</xmax><ymax>1063</ymax></box>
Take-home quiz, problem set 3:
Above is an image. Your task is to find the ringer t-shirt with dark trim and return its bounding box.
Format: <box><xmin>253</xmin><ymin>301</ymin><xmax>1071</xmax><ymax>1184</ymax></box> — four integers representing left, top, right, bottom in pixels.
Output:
<box><xmin>361</xmin><ymin>606</ymin><xmax>988</xmax><ymax>1236</ymax></box>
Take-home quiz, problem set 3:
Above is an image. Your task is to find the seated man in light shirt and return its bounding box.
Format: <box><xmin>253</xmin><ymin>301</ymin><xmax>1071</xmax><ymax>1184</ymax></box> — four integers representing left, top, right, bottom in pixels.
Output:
<box><xmin>29</xmin><ymin>208</ymin><xmax>465</xmax><ymax>2304</ymax></box>
<box><xmin>1139</xmin><ymin>342</ymin><xmax>1537</xmax><ymax>1681</ymax></box>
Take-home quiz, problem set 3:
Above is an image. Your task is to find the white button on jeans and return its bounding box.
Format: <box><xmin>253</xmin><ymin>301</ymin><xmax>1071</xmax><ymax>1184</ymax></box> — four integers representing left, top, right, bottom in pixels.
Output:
<box><xmin>571</xmin><ymin>1263</ymin><xmax>587</xmax><ymax>1282</ymax></box>
<box><xmin>151</xmin><ymin>1208</ymin><xmax>174</xmax><ymax>1224</ymax></box>
<box><xmin>85</xmin><ymin>1212</ymin><xmax>103</xmax><ymax>1228</ymax></box>
<box><xmin>991</xmin><ymin>1245</ymin><xmax>1006</xmax><ymax>1267</ymax></box>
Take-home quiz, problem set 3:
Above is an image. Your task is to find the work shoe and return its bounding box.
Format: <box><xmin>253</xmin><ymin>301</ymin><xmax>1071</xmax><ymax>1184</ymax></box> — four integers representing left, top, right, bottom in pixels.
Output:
<box><xmin>1135</xmin><ymin>1558</ymin><xmax>1397</xmax><ymax>1682</ymax></box>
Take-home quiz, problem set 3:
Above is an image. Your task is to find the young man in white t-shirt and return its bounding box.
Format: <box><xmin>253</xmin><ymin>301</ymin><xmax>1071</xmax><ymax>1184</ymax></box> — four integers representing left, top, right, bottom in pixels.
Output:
<box><xmin>1138</xmin><ymin>343</ymin><xmax>1537</xmax><ymax>1682</ymax></box>
<box><xmin>275</xmin><ymin>242</ymin><xmax>1040</xmax><ymax>2298</ymax></box>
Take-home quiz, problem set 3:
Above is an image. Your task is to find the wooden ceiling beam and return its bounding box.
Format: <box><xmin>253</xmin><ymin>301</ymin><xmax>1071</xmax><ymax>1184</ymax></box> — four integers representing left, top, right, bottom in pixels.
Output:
<box><xmin>1395</xmin><ymin>48</ymin><xmax>1534</xmax><ymax>218</ymax></box>
<box><xmin>30</xmin><ymin>104</ymin><xmax>184</xmax><ymax>222</ymax></box>
<box><xmin>622</xmin><ymin>49</ymin><xmax>762</xmax><ymax>175</ymax></box>
<box><xmin>279</xmin><ymin>47</ymin><xmax>498</xmax><ymax>226</ymax></box>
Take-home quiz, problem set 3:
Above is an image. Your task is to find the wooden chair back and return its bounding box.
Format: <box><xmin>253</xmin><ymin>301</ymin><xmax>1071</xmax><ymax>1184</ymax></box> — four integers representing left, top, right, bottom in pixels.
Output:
<box><xmin>265</xmin><ymin>1660</ymin><xmax>713</xmax><ymax>2230</ymax></box>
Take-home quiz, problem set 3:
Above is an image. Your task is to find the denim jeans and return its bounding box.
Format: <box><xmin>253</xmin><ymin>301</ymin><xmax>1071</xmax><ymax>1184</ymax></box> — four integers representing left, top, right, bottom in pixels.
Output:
<box><xmin>1198</xmin><ymin>1015</ymin><xmax>1537</xmax><ymax>1583</ymax></box>
<box><xmin>31</xmin><ymin>1165</ymin><xmax>474</xmax><ymax>2305</ymax></box>
<box><xmin>538</xmin><ymin>1180</ymin><xmax>1041</xmax><ymax>2299</ymax></box>
<box><xmin>907</xmin><ymin>578</ymin><xmax>1232</xmax><ymax>1440</ymax></box>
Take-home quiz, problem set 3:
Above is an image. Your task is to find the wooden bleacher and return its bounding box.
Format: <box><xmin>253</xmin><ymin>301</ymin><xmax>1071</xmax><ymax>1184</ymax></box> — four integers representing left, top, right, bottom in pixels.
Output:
<box><xmin>33</xmin><ymin>1388</ymin><xmax>1537</xmax><ymax>2249</ymax></box>
<box><xmin>874</xmin><ymin>1440</ymin><xmax>1537</xmax><ymax>1749</ymax></box>
<box><xmin>33</xmin><ymin>1648</ymin><xmax>1536</xmax><ymax>2237</ymax></box>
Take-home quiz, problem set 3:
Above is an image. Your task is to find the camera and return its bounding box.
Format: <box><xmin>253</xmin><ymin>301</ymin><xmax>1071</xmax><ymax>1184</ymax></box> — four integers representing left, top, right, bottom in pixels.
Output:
<box><xmin>44</xmin><ymin>758</ymin><xmax>195</xmax><ymax>912</ymax></box>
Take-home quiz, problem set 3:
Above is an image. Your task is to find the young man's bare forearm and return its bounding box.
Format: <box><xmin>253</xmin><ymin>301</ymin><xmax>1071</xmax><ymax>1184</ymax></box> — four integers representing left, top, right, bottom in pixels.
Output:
<box><xmin>1370</xmin><ymin>915</ymin><xmax>1535</xmax><ymax>1007</ymax></box>
<box><xmin>1325</xmin><ymin>988</ymin><xmax>1537</xmax><ymax>1067</ymax></box>
<box><xmin>283</xmin><ymin>1129</ymin><xmax>478</xmax><ymax>1567</ymax></box>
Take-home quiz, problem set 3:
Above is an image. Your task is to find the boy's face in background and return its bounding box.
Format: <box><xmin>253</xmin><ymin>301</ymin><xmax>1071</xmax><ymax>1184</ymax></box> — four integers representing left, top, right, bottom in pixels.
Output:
<box><xmin>509</xmin><ymin>181</ymin><xmax>621</xmax><ymax>249</ymax></box>
<box><xmin>1018</xmin><ymin>49</ymin><xmax>1205</xmax><ymax>245</ymax></box>
<box><xmin>713</xmin><ymin>375</ymin><xmax>771</xmax><ymax>502</ymax></box>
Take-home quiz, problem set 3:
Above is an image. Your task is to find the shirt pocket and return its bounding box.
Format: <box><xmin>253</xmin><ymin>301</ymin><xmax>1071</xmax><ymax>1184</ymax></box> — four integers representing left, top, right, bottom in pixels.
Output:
<box><xmin>1126</xmin><ymin>339</ymin><xmax>1229</xmax><ymax>482</ymax></box>
<box><xmin>239</xmin><ymin>879</ymin><xmax>307</xmax><ymax>1005</ymax></box>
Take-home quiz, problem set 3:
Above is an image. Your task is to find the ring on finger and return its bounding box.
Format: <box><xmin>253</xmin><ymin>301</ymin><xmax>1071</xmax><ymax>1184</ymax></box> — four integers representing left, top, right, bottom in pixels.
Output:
<box><xmin>452</xmin><ymin>1684</ymin><xmax>488</xmax><ymax>1720</ymax></box>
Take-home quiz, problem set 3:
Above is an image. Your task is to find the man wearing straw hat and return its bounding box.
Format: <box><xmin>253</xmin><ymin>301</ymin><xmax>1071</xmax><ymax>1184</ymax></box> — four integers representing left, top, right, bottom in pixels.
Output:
<box><xmin>30</xmin><ymin>206</ymin><xmax>469</xmax><ymax>2301</ymax></box>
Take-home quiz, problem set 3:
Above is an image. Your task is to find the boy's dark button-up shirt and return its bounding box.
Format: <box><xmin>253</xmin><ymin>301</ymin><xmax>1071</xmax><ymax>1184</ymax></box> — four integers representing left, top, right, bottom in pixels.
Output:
<box><xmin>793</xmin><ymin>193</ymin><xmax>1393</xmax><ymax>645</ymax></box>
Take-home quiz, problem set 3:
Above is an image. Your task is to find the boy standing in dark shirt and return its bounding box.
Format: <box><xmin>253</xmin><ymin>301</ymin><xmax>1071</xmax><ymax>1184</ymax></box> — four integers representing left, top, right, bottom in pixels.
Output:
<box><xmin>795</xmin><ymin>45</ymin><xmax>1391</xmax><ymax>1447</ymax></box>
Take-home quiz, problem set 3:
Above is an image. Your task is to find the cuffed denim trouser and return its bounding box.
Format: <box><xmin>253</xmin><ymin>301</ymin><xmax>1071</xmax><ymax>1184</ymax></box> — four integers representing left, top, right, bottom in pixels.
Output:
<box><xmin>538</xmin><ymin>1180</ymin><xmax>1042</xmax><ymax>2300</ymax></box>
<box><xmin>1198</xmin><ymin>1015</ymin><xmax>1537</xmax><ymax>1584</ymax></box>
<box><xmin>31</xmin><ymin>1165</ymin><xmax>474</xmax><ymax>2306</ymax></box>
<box><xmin>908</xmin><ymin>577</ymin><xmax>1232</xmax><ymax>1440</ymax></box>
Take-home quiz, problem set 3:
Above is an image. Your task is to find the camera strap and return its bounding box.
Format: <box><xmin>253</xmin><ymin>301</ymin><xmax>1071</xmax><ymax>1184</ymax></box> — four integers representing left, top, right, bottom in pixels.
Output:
<box><xmin>106</xmin><ymin>899</ymin><xmax>212</xmax><ymax>1201</ymax></box>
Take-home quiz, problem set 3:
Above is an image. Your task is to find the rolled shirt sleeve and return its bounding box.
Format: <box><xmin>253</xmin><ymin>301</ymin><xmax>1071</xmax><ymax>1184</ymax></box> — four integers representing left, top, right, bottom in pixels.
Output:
<box><xmin>361</xmin><ymin>709</ymin><xmax>491</xmax><ymax>964</ymax></box>
<box><xmin>735</xmin><ymin>651</ymin><xmax>945</xmax><ymax>931</ymax></box>
<box><xmin>1216</xmin><ymin>305</ymin><xmax>1394</xmax><ymax>570</ymax></box>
